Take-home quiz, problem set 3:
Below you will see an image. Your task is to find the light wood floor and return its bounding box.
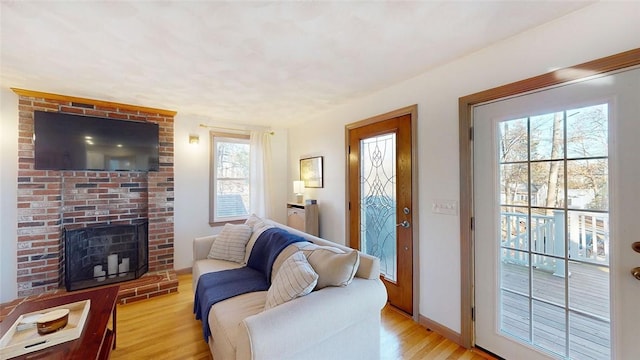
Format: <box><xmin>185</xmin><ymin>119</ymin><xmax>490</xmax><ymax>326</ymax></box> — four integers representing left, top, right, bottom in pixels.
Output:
<box><xmin>111</xmin><ymin>273</ymin><xmax>494</xmax><ymax>360</ymax></box>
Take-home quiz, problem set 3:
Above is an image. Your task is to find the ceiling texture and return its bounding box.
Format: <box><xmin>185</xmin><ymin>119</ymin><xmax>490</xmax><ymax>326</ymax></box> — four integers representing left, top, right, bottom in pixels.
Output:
<box><xmin>1</xmin><ymin>1</ymin><xmax>593</xmax><ymax>128</ymax></box>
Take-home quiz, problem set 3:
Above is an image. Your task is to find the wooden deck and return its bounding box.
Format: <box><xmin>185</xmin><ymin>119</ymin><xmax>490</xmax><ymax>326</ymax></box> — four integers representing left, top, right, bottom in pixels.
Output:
<box><xmin>501</xmin><ymin>262</ymin><xmax>610</xmax><ymax>359</ymax></box>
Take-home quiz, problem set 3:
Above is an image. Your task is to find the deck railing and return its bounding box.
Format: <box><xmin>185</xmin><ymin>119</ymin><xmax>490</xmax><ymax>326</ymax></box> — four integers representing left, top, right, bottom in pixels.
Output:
<box><xmin>501</xmin><ymin>210</ymin><xmax>609</xmax><ymax>276</ymax></box>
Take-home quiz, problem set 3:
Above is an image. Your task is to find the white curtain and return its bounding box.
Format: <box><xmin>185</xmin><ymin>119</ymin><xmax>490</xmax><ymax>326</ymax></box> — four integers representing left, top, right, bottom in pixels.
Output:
<box><xmin>249</xmin><ymin>130</ymin><xmax>272</xmax><ymax>218</ymax></box>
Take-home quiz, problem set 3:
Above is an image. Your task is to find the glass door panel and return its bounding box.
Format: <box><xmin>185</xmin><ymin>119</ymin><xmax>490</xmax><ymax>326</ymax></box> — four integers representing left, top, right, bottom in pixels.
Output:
<box><xmin>360</xmin><ymin>133</ymin><xmax>397</xmax><ymax>282</ymax></box>
<box><xmin>497</xmin><ymin>103</ymin><xmax>610</xmax><ymax>359</ymax></box>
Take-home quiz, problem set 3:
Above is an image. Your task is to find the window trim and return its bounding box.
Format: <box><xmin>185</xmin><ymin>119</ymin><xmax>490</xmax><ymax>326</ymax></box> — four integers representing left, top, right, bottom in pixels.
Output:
<box><xmin>209</xmin><ymin>131</ymin><xmax>251</xmax><ymax>226</ymax></box>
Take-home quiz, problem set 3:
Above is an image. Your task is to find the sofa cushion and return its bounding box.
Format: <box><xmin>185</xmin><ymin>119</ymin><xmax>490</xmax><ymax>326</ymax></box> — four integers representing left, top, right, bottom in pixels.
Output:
<box><xmin>209</xmin><ymin>291</ymin><xmax>267</xmax><ymax>358</ymax></box>
<box><xmin>192</xmin><ymin>258</ymin><xmax>244</xmax><ymax>291</ymax></box>
<box><xmin>208</xmin><ymin>223</ymin><xmax>253</xmax><ymax>263</ymax></box>
<box><xmin>302</xmin><ymin>244</ymin><xmax>360</xmax><ymax>289</ymax></box>
<box><xmin>264</xmin><ymin>251</ymin><xmax>318</xmax><ymax>310</ymax></box>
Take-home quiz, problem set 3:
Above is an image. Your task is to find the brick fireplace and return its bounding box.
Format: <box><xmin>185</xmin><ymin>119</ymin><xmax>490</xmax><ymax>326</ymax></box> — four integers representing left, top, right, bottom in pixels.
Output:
<box><xmin>13</xmin><ymin>88</ymin><xmax>176</xmax><ymax>298</ymax></box>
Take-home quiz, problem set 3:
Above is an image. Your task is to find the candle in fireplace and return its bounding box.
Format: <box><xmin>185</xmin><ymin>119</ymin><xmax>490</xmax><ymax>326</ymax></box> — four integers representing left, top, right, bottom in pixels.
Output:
<box><xmin>108</xmin><ymin>254</ymin><xmax>118</xmax><ymax>279</ymax></box>
<box><xmin>93</xmin><ymin>265</ymin><xmax>102</xmax><ymax>281</ymax></box>
<box><xmin>119</xmin><ymin>257</ymin><xmax>130</xmax><ymax>277</ymax></box>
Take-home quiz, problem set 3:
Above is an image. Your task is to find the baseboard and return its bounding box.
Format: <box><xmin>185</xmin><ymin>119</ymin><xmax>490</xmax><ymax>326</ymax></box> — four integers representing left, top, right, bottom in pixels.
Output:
<box><xmin>418</xmin><ymin>315</ymin><xmax>463</xmax><ymax>347</ymax></box>
<box><xmin>175</xmin><ymin>267</ymin><xmax>192</xmax><ymax>275</ymax></box>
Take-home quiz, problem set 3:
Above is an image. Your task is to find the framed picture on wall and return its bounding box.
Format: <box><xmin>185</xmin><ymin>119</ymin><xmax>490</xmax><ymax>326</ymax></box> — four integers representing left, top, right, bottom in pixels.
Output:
<box><xmin>300</xmin><ymin>156</ymin><xmax>323</xmax><ymax>188</ymax></box>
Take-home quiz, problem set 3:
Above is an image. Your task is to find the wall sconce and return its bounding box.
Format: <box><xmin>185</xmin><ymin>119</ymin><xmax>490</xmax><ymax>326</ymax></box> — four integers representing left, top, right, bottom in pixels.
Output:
<box><xmin>189</xmin><ymin>135</ymin><xmax>199</xmax><ymax>145</ymax></box>
<box><xmin>293</xmin><ymin>180</ymin><xmax>305</xmax><ymax>203</ymax></box>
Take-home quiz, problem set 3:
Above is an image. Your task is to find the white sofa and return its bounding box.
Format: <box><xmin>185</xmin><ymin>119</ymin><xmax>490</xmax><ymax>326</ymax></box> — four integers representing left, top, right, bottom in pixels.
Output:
<box><xmin>192</xmin><ymin>219</ymin><xmax>388</xmax><ymax>360</ymax></box>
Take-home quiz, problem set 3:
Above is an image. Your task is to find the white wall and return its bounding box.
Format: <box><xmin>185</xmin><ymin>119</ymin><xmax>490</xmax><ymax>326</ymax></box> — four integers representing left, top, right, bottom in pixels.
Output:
<box><xmin>0</xmin><ymin>88</ymin><xmax>18</xmax><ymax>302</ymax></box>
<box><xmin>173</xmin><ymin>115</ymin><xmax>213</xmax><ymax>271</ymax></box>
<box><xmin>288</xmin><ymin>2</ymin><xmax>640</xmax><ymax>333</ymax></box>
<box><xmin>173</xmin><ymin>115</ymin><xmax>289</xmax><ymax>271</ymax></box>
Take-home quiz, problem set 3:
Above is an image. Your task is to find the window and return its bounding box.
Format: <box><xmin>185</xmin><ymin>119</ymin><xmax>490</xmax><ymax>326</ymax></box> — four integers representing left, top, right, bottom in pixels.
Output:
<box><xmin>210</xmin><ymin>132</ymin><xmax>250</xmax><ymax>225</ymax></box>
<box><xmin>495</xmin><ymin>103</ymin><xmax>610</xmax><ymax>358</ymax></box>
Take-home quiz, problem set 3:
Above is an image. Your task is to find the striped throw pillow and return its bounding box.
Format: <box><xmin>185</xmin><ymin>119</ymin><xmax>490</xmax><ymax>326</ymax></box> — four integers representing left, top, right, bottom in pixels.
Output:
<box><xmin>264</xmin><ymin>251</ymin><xmax>318</xmax><ymax>310</ymax></box>
<box><xmin>207</xmin><ymin>223</ymin><xmax>253</xmax><ymax>263</ymax></box>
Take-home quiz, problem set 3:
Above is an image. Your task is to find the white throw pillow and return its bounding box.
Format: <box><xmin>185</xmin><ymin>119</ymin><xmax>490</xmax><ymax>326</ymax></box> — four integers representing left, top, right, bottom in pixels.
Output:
<box><xmin>264</xmin><ymin>252</ymin><xmax>318</xmax><ymax>310</ymax></box>
<box><xmin>207</xmin><ymin>223</ymin><xmax>253</xmax><ymax>263</ymax></box>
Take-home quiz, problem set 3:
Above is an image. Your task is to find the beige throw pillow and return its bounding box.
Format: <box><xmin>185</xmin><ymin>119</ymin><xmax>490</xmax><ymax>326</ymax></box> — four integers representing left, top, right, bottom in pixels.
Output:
<box><xmin>207</xmin><ymin>223</ymin><xmax>253</xmax><ymax>263</ymax></box>
<box><xmin>244</xmin><ymin>213</ymin><xmax>263</xmax><ymax>227</ymax></box>
<box><xmin>301</xmin><ymin>244</ymin><xmax>360</xmax><ymax>289</ymax></box>
<box><xmin>264</xmin><ymin>252</ymin><xmax>318</xmax><ymax>310</ymax></box>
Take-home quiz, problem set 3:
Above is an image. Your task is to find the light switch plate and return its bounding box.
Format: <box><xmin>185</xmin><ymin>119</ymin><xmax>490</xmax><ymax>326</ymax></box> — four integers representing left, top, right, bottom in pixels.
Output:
<box><xmin>432</xmin><ymin>199</ymin><xmax>458</xmax><ymax>215</ymax></box>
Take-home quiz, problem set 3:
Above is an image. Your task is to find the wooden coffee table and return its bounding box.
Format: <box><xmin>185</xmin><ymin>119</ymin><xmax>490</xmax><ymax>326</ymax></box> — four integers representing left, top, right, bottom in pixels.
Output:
<box><xmin>0</xmin><ymin>286</ymin><xmax>119</xmax><ymax>360</ymax></box>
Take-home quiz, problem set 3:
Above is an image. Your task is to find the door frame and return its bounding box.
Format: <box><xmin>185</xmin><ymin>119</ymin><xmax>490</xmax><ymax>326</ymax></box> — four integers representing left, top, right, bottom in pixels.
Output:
<box><xmin>345</xmin><ymin>104</ymin><xmax>420</xmax><ymax>320</ymax></box>
<box><xmin>458</xmin><ymin>48</ymin><xmax>640</xmax><ymax>348</ymax></box>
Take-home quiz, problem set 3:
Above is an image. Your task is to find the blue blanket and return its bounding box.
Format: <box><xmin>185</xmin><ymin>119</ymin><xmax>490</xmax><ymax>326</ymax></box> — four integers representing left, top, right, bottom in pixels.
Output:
<box><xmin>194</xmin><ymin>227</ymin><xmax>307</xmax><ymax>341</ymax></box>
<box><xmin>193</xmin><ymin>267</ymin><xmax>267</xmax><ymax>341</ymax></box>
<box><xmin>246</xmin><ymin>227</ymin><xmax>307</xmax><ymax>281</ymax></box>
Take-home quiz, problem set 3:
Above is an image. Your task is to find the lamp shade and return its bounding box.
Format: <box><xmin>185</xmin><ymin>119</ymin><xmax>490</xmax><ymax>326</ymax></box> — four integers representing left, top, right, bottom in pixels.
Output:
<box><xmin>293</xmin><ymin>180</ymin><xmax>305</xmax><ymax>195</ymax></box>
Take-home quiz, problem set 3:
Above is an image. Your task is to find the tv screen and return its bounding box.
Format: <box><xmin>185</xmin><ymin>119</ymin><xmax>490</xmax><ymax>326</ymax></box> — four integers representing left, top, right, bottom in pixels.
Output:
<box><xmin>34</xmin><ymin>111</ymin><xmax>159</xmax><ymax>171</ymax></box>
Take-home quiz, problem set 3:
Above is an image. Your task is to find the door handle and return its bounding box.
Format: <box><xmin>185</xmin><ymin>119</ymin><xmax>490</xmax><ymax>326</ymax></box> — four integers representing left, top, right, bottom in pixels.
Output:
<box><xmin>396</xmin><ymin>220</ymin><xmax>410</xmax><ymax>228</ymax></box>
<box><xmin>632</xmin><ymin>267</ymin><xmax>640</xmax><ymax>281</ymax></box>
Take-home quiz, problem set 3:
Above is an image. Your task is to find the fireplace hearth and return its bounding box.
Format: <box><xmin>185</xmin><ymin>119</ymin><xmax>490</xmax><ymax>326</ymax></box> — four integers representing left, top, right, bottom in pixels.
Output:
<box><xmin>64</xmin><ymin>221</ymin><xmax>148</xmax><ymax>291</ymax></box>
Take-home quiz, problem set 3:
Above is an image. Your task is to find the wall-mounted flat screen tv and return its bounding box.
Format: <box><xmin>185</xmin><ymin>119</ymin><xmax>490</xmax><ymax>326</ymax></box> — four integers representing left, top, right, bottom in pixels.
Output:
<box><xmin>34</xmin><ymin>110</ymin><xmax>159</xmax><ymax>171</ymax></box>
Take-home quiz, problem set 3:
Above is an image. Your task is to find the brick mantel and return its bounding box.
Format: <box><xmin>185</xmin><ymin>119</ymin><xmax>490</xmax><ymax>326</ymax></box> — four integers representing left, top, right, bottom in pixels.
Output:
<box><xmin>13</xmin><ymin>89</ymin><xmax>176</xmax><ymax>297</ymax></box>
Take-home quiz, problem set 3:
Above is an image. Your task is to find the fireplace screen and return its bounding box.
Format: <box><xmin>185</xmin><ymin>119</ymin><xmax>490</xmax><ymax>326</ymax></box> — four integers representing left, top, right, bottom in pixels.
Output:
<box><xmin>64</xmin><ymin>220</ymin><xmax>148</xmax><ymax>291</ymax></box>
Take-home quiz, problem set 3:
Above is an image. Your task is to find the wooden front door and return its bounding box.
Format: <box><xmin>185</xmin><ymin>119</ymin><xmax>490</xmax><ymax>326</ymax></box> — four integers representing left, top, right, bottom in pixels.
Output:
<box><xmin>347</xmin><ymin>107</ymin><xmax>415</xmax><ymax>315</ymax></box>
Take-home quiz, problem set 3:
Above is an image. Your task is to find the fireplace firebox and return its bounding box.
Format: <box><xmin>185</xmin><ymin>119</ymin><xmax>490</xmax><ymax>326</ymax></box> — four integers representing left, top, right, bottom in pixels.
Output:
<box><xmin>64</xmin><ymin>220</ymin><xmax>149</xmax><ymax>291</ymax></box>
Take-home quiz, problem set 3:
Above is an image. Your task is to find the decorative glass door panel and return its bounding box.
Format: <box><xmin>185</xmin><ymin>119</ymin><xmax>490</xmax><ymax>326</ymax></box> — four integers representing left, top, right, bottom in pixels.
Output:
<box><xmin>360</xmin><ymin>133</ymin><xmax>397</xmax><ymax>282</ymax></box>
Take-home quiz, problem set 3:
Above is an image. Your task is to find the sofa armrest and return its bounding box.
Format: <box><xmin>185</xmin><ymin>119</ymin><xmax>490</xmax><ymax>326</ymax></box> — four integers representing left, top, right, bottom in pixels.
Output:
<box><xmin>236</xmin><ymin>279</ymin><xmax>387</xmax><ymax>360</ymax></box>
<box><xmin>193</xmin><ymin>235</ymin><xmax>217</xmax><ymax>261</ymax></box>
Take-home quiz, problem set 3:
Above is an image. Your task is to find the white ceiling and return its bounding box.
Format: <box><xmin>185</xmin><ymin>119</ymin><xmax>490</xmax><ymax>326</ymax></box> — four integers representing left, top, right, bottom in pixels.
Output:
<box><xmin>1</xmin><ymin>1</ymin><xmax>594</xmax><ymax>128</ymax></box>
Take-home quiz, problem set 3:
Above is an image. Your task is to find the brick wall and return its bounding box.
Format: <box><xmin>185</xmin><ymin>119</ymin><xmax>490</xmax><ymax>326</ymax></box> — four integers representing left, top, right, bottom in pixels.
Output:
<box><xmin>15</xmin><ymin>91</ymin><xmax>175</xmax><ymax>297</ymax></box>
